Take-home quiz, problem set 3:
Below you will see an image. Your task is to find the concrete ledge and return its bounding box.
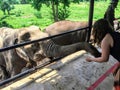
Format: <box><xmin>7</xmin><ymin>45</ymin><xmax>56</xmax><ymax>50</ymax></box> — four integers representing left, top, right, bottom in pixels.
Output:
<box><xmin>1</xmin><ymin>50</ymin><xmax>117</xmax><ymax>90</ymax></box>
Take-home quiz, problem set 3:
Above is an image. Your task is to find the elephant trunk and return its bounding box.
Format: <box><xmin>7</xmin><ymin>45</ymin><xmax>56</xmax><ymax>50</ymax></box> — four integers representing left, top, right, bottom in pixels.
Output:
<box><xmin>40</xmin><ymin>40</ymin><xmax>82</xmax><ymax>58</ymax></box>
<box><xmin>59</xmin><ymin>42</ymin><xmax>101</xmax><ymax>57</ymax></box>
<box><xmin>58</xmin><ymin>43</ymin><xmax>83</xmax><ymax>57</ymax></box>
<box><xmin>81</xmin><ymin>42</ymin><xmax>101</xmax><ymax>57</ymax></box>
<box><xmin>37</xmin><ymin>40</ymin><xmax>101</xmax><ymax>61</ymax></box>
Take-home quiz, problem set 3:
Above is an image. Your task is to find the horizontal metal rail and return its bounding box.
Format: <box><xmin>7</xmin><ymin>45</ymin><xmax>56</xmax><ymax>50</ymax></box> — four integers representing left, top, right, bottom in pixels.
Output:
<box><xmin>0</xmin><ymin>27</ymin><xmax>89</xmax><ymax>52</ymax></box>
<box><xmin>0</xmin><ymin>56</ymin><xmax>63</xmax><ymax>87</ymax></box>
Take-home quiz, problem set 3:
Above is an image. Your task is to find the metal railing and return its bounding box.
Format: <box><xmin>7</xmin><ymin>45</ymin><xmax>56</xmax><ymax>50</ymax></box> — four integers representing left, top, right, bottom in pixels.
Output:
<box><xmin>0</xmin><ymin>27</ymin><xmax>89</xmax><ymax>87</ymax></box>
<box><xmin>0</xmin><ymin>0</ymin><xmax>95</xmax><ymax>87</ymax></box>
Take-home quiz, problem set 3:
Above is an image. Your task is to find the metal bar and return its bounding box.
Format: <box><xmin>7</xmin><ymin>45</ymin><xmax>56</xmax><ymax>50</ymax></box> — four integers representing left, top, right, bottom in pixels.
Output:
<box><xmin>0</xmin><ymin>1</ymin><xmax>91</xmax><ymax>87</ymax></box>
<box><xmin>87</xmin><ymin>0</ymin><xmax>94</xmax><ymax>42</ymax></box>
<box><xmin>0</xmin><ymin>27</ymin><xmax>89</xmax><ymax>52</ymax></box>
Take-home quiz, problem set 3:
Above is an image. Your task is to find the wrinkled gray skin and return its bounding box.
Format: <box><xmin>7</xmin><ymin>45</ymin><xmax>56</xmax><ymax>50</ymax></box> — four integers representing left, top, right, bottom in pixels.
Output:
<box><xmin>34</xmin><ymin>40</ymin><xmax>101</xmax><ymax>62</ymax></box>
<box><xmin>44</xmin><ymin>20</ymin><xmax>91</xmax><ymax>45</ymax></box>
<box><xmin>0</xmin><ymin>27</ymin><xmax>17</xmax><ymax>80</ymax></box>
<box><xmin>33</xmin><ymin>31</ymin><xmax>101</xmax><ymax>62</ymax></box>
<box><xmin>0</xmin><ymin>36</ymin><xmax>9</xmax><ymax>81</ymax></box>
<box><xmin>0</xmin><ymin>26</ymin><xmax>42</xmax><ymax>81</ymax></box>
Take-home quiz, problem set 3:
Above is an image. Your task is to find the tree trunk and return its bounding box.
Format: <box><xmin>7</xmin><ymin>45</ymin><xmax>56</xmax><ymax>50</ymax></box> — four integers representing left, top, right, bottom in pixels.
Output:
<box><xmin>51</xmin><ymin>1</ymin><xmax>57</xmax><ymax>22</ymax></box>
<box><xmin>55</xmin><ymin>4</ymin><xmax>59</xmax><ymax>21</ymax></box>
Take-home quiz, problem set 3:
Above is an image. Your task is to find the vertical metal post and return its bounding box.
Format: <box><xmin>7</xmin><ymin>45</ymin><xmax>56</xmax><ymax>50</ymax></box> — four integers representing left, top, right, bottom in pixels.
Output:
<box><xmin>87</xmin><ymin>0</ymin><xmax>94</xmax><ymax>42</ymax></box>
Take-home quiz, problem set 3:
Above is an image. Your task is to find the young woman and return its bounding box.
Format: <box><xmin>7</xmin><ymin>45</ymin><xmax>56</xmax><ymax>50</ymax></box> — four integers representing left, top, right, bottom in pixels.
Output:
<box><xmin>86</xmin><ymin>18</ymin><xmax>120</xmax><ymax>62</ymax></box>
<box><xmin>86</xmin><ymin>18</ymin><xmax>120</xmax><ymax>90</ymax></box>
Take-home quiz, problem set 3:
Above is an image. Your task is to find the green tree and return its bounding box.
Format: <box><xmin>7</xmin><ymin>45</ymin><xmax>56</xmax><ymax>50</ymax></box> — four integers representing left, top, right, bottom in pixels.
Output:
<box><xmin>0</xmin><ymin>0</ymin><xmax>15</xmax><ymax>15</ymax></box>
<box><xmin>20</xmin><ymin>0</ymin><xmax>29</xmax><ymax>4</ymax></box>
<box><xmin>31</xmin><ymin>0</ymin><xmax>80</xmax><ymax>22</ymax></box>
<box><xmin>0</xmin><ymin>1</ymin><xmax>11</xmax><ymax>15</ymax></box>
<box><xmin>9</xmin><ymin>0</ymin><xmax>20</xmax><ymax>4</ymax></box>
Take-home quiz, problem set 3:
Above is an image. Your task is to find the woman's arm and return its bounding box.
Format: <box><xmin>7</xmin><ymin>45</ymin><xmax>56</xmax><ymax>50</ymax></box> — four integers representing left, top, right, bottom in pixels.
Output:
<box><xmin>86</xmin><ymin>34</ymin><xmax>112</xmax><ymax>62</ymax></box>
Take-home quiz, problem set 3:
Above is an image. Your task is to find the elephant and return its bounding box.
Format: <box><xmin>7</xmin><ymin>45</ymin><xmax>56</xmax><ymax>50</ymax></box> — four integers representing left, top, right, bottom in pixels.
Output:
<box><xmin>0</xmin><ymin>26</ymin><xmax>42</xmax><ymax>81</ymax></box>
<box><xmin>9</xmin><ymin>26</ymin><xmax>100</xmax><ymax>64</ymax></box>
<box><xmin>44</xmin><ymin>20</ymin><xmax>93</xmax><ymax>45</ymax></box>
<box><xmin>0</xmin><ymin>27</ymin><xmax>18</xmax><ymax>39</ymax></box>
<box><xmin>0</xmin><ymin>36</ymin><xmax>9</xmax><ymax>81</ymax></box>
<box><xmin>0</xmin><ymin>36</ymin><xmax>3</xmax><ymax>48</ymax></box>
<box><xmin>13</xmin><ymin>27</ymin><xmax>100</xmax><ymax>67</ymax></box>
<box><xmin>0</xmin><ymin>25</ymin><xmax>101</xmax><ymax>81</ymax></box>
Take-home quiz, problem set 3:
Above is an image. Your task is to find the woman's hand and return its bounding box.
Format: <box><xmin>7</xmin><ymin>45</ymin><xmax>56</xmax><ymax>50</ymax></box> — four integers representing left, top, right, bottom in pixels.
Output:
<box><xmin>86</xmin><ymin>57</ymin><xmax>93</xmax><ymax>62</ymax></box>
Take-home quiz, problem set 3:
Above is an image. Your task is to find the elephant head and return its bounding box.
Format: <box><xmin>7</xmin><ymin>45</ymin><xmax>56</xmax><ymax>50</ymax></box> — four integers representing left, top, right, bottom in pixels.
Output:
<box><xmin>0</xmin><ymin>26</ymin><xmax>45</xmax><ymax>78</ymax></box>
<box><xmin>15</xmin><ymin>26</ymin><xmax>50</xmax><ymax>68</ymax></box>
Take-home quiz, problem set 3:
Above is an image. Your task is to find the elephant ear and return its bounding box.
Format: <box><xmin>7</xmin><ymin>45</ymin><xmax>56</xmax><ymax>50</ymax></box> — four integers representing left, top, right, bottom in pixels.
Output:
<box><xmin>15</xmin><ymin>47</ymin><xmax>30</xmax><ymax>63</ymax></box>
<box><xmin>14</xmin><ymin>36</ymin><xmax>30</xmax><ymax>63</ymax></box>
<box><xmin>14</xmin><ymin>30</ymin><xmax>31</xmax><ymax>61</ymax></box>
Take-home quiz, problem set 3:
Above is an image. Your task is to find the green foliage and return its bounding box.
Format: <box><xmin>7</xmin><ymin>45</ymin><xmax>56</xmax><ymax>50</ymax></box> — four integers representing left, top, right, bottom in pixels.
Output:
<box><xmin>0</xmin><ymin>20</ymin><xmax>13</xmax><ymax>27</ymax></box>
<box><xmin>72</xmin><ymin>0</ymin><xmax>81</xmax><ymax>3</ymax></box>
<box><xmin>11</xmin><ymin>0</ymin><xmax>20</xmax><ymax>4</ymax></box>
<box><xmin>30</xmin><ymin>0</ymin><xmax>78</xmax><ymax>21</ymax></box>
<box><xmin>20</xmin><ymin>0</ymin><xmax>30</xmax><ymax>4</ymax></box>
<box><xmin>0</xmin><ymin>0</ymin><xmax>15</xmax><ymax>15</ymax></box>
<box><xmin>0</xmin><ymin>1</ymin><xmax>120</xmax><ymax>29</ymax></box>
<box><xmin>58</xmin><ymin>6</ymin><xmax>70</xmax><ymax>20</ymax></box>
<box><xmin>31</xmin><ymin>0</ymin><xmax>43</xmax><ymax>11</ymax></box>
<box><xmin>34</xmin><ymin>11</ymin><xmax>42</xmax><ymax>18</ymax></box>
<box><xmin>15</xmin><ymin>10</ymin><xmax>22</xmax><ymax>17</ymax></box>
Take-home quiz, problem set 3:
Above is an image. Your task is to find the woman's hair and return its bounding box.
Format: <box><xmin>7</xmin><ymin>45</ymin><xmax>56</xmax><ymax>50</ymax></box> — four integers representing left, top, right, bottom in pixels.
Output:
<box><xmin>92</xmin><ymin>18</ymin><xmax>113</xmax><ymax>45</ymax></box>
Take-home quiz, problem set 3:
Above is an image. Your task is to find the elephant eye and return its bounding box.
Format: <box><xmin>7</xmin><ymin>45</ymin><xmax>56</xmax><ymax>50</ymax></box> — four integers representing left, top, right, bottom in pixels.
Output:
<box><xmin>31</xmin><ymin>42</ymin><xmax>40</xmax><ymax>52</ymax></box>
<box><xmin>33</xmin><ymin>43</ymin><xmax>39</xmax><ymax>47</ymax></box>
<box><xmin>14</xmin><ymin>38</ymin><xmax>18</xmax><ymax>44</ymax></box>
<box><xmin>21</xmin><ymin>33</ymin><xmax>30</xmax><ymax>40</ymax></box>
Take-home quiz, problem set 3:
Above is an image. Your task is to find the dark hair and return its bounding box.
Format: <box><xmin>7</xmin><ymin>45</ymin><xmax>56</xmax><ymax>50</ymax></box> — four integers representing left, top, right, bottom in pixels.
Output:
<box><xmin>92</xmin><ymin>18</ymin><xmax>113</xmax><ymax>45</ymax></box>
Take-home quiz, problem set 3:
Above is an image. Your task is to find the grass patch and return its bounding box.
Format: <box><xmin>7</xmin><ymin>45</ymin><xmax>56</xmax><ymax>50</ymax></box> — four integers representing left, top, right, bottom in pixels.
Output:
<box><xmin>0</xmin><ymin>1</ymin><xmax>120</xmax><ymax>29</ymax></box>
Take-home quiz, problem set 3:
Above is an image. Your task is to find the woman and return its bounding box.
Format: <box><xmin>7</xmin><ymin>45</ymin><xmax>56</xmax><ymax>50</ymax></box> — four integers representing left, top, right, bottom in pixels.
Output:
<box><xmin>86</xmin><ymin>18</ymin><xmax>120</xmax><ymax>90</ymax></box>
<box><xmin>86</xmin><ymin>18</ymin><xmax>120</xmax><ymax>62</ymax></box>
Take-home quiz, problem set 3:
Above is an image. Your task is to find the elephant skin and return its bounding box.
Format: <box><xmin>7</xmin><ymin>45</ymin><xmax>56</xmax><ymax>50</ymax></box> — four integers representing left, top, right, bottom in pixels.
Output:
<box><xmin>33</xmin><ymin>31</ymin><xmax>101</xmax><ymax>62</ymax></box>
<box><xmin>0</xmin><ymin>26</ymin><xmax>42</xmax><ymax>81</ymax></box>
<box><xmin>0</xmin><ymin>36</ymin><xmax>9</xmax><ymax>81</ymax></box>
<box><xmin>0</xmin><ymin>27</ymin><xmax>17</xmax><ymax>81</ymax></box>
<box><xmin>0</xmin><ymin>25</ymin><xmax>100</xmax><ymax>81</ymax></box>
<box><xmin>44</xmin><ymin>20</ymin><xmax>91</xmax><ymax>45</ymax></box>
<box><xmin>34</xmin><ymin>41</ymin><xmax>101</xmax><ymax>62</ymax></box>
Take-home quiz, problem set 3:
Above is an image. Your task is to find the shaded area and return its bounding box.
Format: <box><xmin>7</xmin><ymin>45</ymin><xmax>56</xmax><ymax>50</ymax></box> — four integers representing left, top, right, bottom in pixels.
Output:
<box><xmin>0</xmin><ymin>21</ymin><xmax>13</xmax><ymax>28</ymax></box>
